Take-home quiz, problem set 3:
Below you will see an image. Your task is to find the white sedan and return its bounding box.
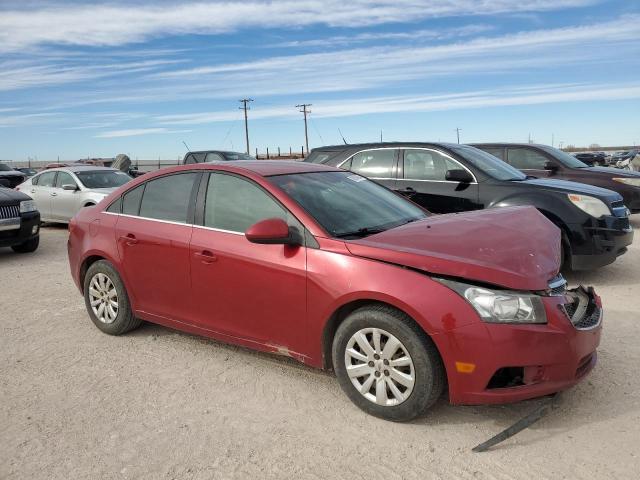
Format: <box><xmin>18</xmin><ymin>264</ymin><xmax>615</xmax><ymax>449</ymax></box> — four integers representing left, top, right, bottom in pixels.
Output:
<box><xmin>16</xmin><ymin>166</ymin><xmax>131</xmax><ymax>223</ymax></box>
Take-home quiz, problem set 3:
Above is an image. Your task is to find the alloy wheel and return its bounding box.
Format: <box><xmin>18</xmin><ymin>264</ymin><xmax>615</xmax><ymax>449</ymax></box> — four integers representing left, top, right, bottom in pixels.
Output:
<box><xmin>88</xmin><ymin>272</ymin><xmax>119</xmax><ymax>324</ymax></box>
<box><xmin>344</xmin><ymin>327</ymin><xmax>415</xmax><ymax>406</ymax></box>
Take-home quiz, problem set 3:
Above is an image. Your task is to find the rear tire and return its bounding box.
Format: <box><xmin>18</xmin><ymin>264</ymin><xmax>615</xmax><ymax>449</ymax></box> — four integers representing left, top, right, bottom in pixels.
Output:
<box><xmin>11</xmin><ymin>236</ymin><xmax>39</xmax><ymax>253</ymax></box>
<box><xmin>83</xmin><ymin>260</ymin><xmax>141</xmax><ymax>335</ymax></box>
<box><xmin>332</xmin><ymin>305</ymin><xmax>445</xmax><ymax>422</ymax></box>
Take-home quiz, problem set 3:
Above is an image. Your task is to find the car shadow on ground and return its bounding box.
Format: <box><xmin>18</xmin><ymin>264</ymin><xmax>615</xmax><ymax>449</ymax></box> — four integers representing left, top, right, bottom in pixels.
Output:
<box><xmin>123</xmin><ymin>320</ymin><xmax>637</xmax><ymax>451</ymax></box>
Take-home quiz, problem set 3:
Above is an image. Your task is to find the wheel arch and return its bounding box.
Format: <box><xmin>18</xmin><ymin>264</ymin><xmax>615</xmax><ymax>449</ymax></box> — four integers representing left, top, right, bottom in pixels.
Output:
<box><xmin>320</xmin><ymin>298</ymin><xmax>443</xmax><ymax>371</ymax></box>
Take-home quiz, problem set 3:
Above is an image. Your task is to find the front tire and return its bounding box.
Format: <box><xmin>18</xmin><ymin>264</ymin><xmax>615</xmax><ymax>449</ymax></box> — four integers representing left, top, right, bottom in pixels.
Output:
<box><xmin>11</xmin><ymin>236</ymin><xmax>39</xmax><ymax>253</ymax></box>
<box><xmin>83</xmin><ymin>260</ymin><xmax>141</xmax><ymax>335</ymax></box>
<box><xmin>332</xmin><ymin>305</ymin><xmax>445</xmax><ymax>422</ymax></box>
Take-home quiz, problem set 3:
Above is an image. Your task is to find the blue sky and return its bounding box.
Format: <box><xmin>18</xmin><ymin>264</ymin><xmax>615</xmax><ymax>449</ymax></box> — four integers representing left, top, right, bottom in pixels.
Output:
<box><xmin>0</xmin><ymin>0</ymin><xmax>639</xmax><ymax>161</ymax></box>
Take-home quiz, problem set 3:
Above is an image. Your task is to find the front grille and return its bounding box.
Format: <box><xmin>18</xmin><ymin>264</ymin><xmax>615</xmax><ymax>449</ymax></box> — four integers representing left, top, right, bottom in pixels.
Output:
<box><xmin>0</xmin><ymin>204</ymin><xmax>20</xmax><ymax>219</ymax></box>
<box><xmin>562</xmin><ymin>288</ymin><xmax>601</xmax><ymax>330</ymax></box>
<box><xmin>612</xmin><ymin>216</ymin><xmax>631</xmax><ymax>230</ymax></box>
<box><xmin>547</xmin><ymin>274</ymin><xmax>567</xmax><ymax>296</ymax></box>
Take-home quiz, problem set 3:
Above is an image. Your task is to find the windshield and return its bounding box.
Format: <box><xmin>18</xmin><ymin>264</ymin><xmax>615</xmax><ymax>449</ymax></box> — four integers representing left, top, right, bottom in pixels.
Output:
<box><xmin>269</xmin><ymin>171</ymin><xmax>427</xmax><ymax>238</ymax></box>
<box><xmin>75</xmin><ymin>170</ymin><xmax>131</xmax><ymax>189</ymax></box>
<box><xmin>223</xmin><ymin>152</ymin><xmax>255</xmax><ymax>161</ymax></box>
<box><xmin>450</xmin><ymin>145</ymin><xmax>526</xmax><ymax>180</ymax></box>
<box><xmin>538</xmin><ymin>145</ymin><xmax>589</xmax><ymax>168</ymax></box>
<box><xmin>0</xmin><ymin>163</ymin><xmax>12</xmax><ymax>171</ymax></box>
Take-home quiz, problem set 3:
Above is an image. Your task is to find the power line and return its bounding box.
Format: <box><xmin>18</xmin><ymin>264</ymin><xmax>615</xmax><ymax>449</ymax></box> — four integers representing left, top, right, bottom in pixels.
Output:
<box><xmin>296</xmin><ymin>103</ymin><xmax>312</xmax><ymax>155</ymax></box>
<box><xmin>239</xmin><ymin>98</ymin><xmax>253</xmax><ymax>154</ymax></box>
<box><xmin>309</xmin><ymin>116</ymin><xmax>325</xmax><ymax>144</ymax></box>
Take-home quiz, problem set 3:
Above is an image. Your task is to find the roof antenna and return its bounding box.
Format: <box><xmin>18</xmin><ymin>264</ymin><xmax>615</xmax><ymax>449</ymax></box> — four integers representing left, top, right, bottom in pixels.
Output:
<box><xmin>182</xmin><ymin>141</ymin><xmax>191</xmax><ymax>152</ymax></box>
<box><xmin>338</xmin><ymin>128</ymin><xmax>348</xmax><ymax>145</ymax></box>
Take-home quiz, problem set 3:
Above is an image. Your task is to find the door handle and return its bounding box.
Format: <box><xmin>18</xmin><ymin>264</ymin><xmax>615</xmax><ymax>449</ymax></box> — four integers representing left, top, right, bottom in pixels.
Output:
<box><xmin>30</xmin><ymin>189</ymin><xmax>36</xmax><ymax>194</ymax></box>
<box><xmin>119</xmin><ymin>234</ymin><xmax>138</xmax><ymax>246</ymax></box>
<box><xmin>50</xmin><ymin>192</ymin><xmax>58</xmax><ymax>197</ymax></box>
<box><xmin>397</xmin><ymin>187</ymin><xmax>416</xmax><ymax>194</ymax></box>
<box><xmin>194</xmin><ymin>250</ymin><xmax>217</xmax><ymax>264</ymax></box>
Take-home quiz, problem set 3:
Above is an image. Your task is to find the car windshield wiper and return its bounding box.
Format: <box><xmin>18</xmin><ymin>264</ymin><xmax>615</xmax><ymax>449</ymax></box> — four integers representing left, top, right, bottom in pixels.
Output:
<box><xmin>334</xmin><ymin>226</ymin><xmax>388</xmax><ymax>239</ymax></box>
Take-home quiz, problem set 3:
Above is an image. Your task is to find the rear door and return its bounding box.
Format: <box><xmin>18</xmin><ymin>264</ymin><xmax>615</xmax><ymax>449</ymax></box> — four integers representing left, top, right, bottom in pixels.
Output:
<box><xmin>50</xmin><ymin>171</ymin><xmax>82</xmax><ymax>221</ymax></box>
<box><xmin>339</xmin><ymin>148</ymin><xmax>398</xmax><ymax>190</ymax></box>
<box><xmin>114</xmin><ymin>172</ymin><xmax>199</xmax><ymax>323</ymax></box>
<box><xmin>189</xmin><ymin>172</ymin><xmax>307</xmax><ymax>352</ymax></box>
<box><xmin>28</xmin><ymin>171</ymin><xmax>56</xmax><ymax>219</ymax></box>
<box><xmin>396</xmin><ymin>148</ymin><xmax>480</xmax><ymax>213</ymax></box>
<box><xmin>506</xmin><ymin>147</ymin><xmax>556</xmax><ymax>178</ymax></box>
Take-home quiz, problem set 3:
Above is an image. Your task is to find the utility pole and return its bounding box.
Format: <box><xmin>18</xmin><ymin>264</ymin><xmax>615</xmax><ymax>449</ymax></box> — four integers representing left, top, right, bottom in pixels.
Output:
<box><xmin>296</xmin><ymin>103</ymin><xmax>312</xmax><ymax>155</ymax></box>
<box><xmin>239</xmin><ymin>98</ymin><xmax>253</xmax><ymax>154</ymax></box>
<box><xmin>455</xmin><ymin>128</ymin><xmax>461</xmax><ymax>144</ymax></box>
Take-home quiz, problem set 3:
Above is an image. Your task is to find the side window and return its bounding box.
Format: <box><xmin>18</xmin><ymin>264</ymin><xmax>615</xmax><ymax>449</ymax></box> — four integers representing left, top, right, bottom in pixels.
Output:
<box><xmin>481</xmin><ymin>147</ymin><xmax>505</xmax><ymax>160</ymax></box>
<box><xmin>403</xmin><ymin>149</ymin><xmax>462</xmax><ymax>181</ymax></box>
<box><xmin>204</xmin><ymin>173</ymin><xmax>288</xmax><ymax>233</ymax></box>
<box><xmin>139</xmin><ymin>173</ymin><xmax>198</xmax><ymax>223</ymax></box>
<box><xmin>205</xmin><ymin>152</ymin><xmax>224</xmax><ymax>162</ymax></box>
<box><xmin>55</xmin><ymin>172</ymin><xmax>76</xmax><ymax>188</ymax></box>
<box><xmin>106</xmin><ymin>197</ymin><xmax>122</xmax><ymax>213</ymax></box>
<box><xmin>349</xmin><ymin>150</ymin><xmax>395</xmax><ymax>177</ymax></box>
<box><xmin>507</xmin><ymin>148</ymin><xmax>548</xmax><ymax>169</ymax></box>
<box><xmin>184</xmin><ymin>153</ymin><xmax>206</xmax><ymax>164</ymax></box>
<box><xmin>31</xmin><ymin>175</ymin><xmax>40</xmax><ymax>185</ymax></box>
<box><xmin>36</xmin><ymin>171</ymin><xmax>56</xmax><ymax>187</ymax></box>
<box><xmin>122</xmin><ymin>184</ymin><xmax>145</xmax><ymax>216</ymax></box>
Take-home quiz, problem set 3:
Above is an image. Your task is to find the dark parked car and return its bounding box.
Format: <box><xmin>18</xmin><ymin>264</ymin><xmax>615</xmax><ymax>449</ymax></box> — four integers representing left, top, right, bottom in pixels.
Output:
<box><xmin>572</xmin><ymin>152</ymin><xmax>606</xmax><ymax>166</ymax></box>
<box><xmin>305</xmin><ymin>143</ymin><xmax>633</xmax><ymax>270</ymax></box>
<box><xmin>0</xmin><ymin>163</ymin><xmax>26</xmax><ymax>188</ymax></box>
<box><xmin>472</xmin><ymin>143</ymin><xmax>640</xmax><ymax>213</ymax></box>
<box><xmin>14</xmin><ymin>167</ymin><xmax>38</xmax><ymax>177</ymax></box>
<box><xmin>0</xmin><ymin>186</ymin><xmax>40</xmax><ymax>253</ymax></box>
<box><xmin>183</xmin><ymin>150</ymin><xmax>255</xmax><ymax>164</ymax></box>
<box><xmin>68</xmin><ymin>161</ymin><xmax>601</xmax><ymax>421</ymax></box>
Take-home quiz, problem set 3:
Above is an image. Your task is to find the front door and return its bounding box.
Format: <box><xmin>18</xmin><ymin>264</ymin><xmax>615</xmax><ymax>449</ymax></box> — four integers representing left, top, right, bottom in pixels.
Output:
<box><xmin>114</xmin><ymin>172</ymin><xmax>199</xmax><ymax>323</ymax></box>
<box><xmin>505</xmin><ymin>147</ymin><xmax>556</xmax><ymax>179</ymax></box>
<box><xmin>50</xmin><ymin>171</ymin><xmax>82</xmax><ymax>221</ymax></box>
<box><xmin>189</xmin><ymin>172</ymin><xmax>307</xmax><ymax>354</ymax></box>
<box><xmin>396</xmin><ymin>148</ymin><xmax>480</xmax><ymax>213</ymax></box>
<box><xmin>29</xmin><ymin>171</ymin><xmax>58</xmax><ymax>219</ymax></box>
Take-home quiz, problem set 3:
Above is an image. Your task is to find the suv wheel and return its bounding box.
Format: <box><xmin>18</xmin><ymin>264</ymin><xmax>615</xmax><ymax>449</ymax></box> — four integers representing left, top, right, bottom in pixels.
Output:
<box><xmin>11</xmin><ymin>236</ymin><xmax>39</xmax><ymax>253</ymax></box>
<box><xmin>84</xmin><ymin>260</ymin><xmax>141</xmax><ymax>335</ymax></box>
<box><xmin>332</xmin><ymin>305</ymin><xmax>444</xmax><ymax>422</ymax></box>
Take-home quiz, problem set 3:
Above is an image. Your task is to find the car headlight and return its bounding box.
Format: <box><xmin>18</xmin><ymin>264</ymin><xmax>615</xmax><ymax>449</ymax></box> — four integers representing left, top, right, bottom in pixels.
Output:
<box><xmin>567</xmin><ymin>194</ymin><xmax>611</xmax><ymax>218</ymax></box>
<box><xmin>612</xmin><ymin>178</ymin><xmax>640</xmax><ymax>187</ymax></box>
<box><xmin>437</xmin><ymin>279</ymin><xmax>547</xmax><ymax>324</ymax></box>
<box><xmin>19</xmin><ymin>200</ymin><xmax>37</xmax><ymax>213</ymax></box>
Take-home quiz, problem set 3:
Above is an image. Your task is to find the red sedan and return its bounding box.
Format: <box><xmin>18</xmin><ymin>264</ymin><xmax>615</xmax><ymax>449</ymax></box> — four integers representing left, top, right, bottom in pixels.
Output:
<box><xmin>67</xmin><ymin>161</ymin><xmax>602</xmax><ymax>421</ymax></box>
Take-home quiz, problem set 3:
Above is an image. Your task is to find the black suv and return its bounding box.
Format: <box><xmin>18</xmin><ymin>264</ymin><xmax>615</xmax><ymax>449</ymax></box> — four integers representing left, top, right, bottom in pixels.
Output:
<box><xmin>0</xmin><ymin>187</ymin><xmax>40</xmax><ymax>253</ymax></box>
<box><xmin>0</xmin><ymin>163</ymin><xmax>26</xmax><ymax>188</ymax></box>
<box><xmin>305</xmin><ymin>142</ymin><xmax>633</xmax><ymax>270</ymax></box>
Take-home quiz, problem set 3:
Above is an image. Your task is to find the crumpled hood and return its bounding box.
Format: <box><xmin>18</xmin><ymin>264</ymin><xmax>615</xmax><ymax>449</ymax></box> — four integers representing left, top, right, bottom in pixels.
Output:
<box><xmin>345</xmin><ymin>206</ymin><xmax>560</xmax><ymax>291</ymax></box>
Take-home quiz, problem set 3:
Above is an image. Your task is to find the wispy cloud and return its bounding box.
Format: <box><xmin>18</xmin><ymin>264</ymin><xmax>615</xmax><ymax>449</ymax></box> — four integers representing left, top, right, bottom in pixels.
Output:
<box><xmin>154</xmin><ymin>83</ymin><xmax>640</xmax><ymax>124</ymax></box>
<box><xmin>0</xmin><ymin>1</ymin><xmax>597</xmax><ymax>51</ymax></box>
<box><xmin>271</xmin><ymin>24</ymin><xmax>495</xmax><ymax>48</ymax></box>
<box><xmin>94</xmin><ymin>128</ymin><xmax>192</xmax><ymax>138</ymax></box>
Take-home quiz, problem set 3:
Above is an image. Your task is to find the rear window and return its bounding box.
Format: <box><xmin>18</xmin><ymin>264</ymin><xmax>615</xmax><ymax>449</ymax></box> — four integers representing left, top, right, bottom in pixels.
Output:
<box><xmin>138</xmin><ymin>173</ymin><xmax>198</xmax><ymax>223</ymax></box>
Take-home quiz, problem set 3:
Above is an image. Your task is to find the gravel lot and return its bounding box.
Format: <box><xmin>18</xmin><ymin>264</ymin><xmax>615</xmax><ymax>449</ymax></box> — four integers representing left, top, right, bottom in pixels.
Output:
<box><xmin>2</xmin><ymin>219</ymin><xmax>640</xmax><ymax>479</ymax></box>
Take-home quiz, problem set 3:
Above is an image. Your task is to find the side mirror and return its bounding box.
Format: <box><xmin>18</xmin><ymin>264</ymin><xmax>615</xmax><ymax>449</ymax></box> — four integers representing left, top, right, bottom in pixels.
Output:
<box><xmin>245</xmin><ymin>218</ymin><xmax>301</xmax><ymax>246</ymax></box>
<box><xmin>445</xmin><ymin>169</ymin><xmax>473</xmax><ymax>183</ymax></box>
<box><xmin>62</xmin><ymin>184</ymin><xmax>78</xmax><ymax>191</ymax></box>
<box><xmin>543</xmin><ymin>161</ymin><xmax>558</xmax><ymax>172</ymax></box>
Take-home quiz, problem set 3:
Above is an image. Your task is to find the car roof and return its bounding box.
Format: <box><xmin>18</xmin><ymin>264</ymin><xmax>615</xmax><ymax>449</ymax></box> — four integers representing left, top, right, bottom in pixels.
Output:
<box><xmin>40</xmin><ymin>165</ymin><xmax>118</xmax><ymax>173</ymax></box>
<box><xmin>311</xmin><ymin>142</ymin><xmax>461</xmax><ymax>151</ymax></box>
<box><xmin>155</xmin><ymin>160</ymin><xmax>340</xmax><ymax>177</ymax></box>
<box><xmin>469</xmin><ymin>142</ymin><xmax>553</xmax><ymax>148</ymax></box>
<box><xmin>186</xmin><ymin>150</ymin><xmax>249</xmax><ymax>155</ymax></box>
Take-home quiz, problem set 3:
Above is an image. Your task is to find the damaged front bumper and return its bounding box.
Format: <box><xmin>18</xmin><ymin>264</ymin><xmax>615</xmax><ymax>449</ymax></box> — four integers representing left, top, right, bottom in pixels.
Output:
<box><xmin>441</xmin><ymin>284</ymin><xmax>602</xmax><ymax>406</ymax></box>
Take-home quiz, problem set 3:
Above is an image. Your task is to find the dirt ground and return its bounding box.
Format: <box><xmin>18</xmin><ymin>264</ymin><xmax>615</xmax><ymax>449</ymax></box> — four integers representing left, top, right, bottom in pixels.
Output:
<box><xmin>1</xmin><ymin>219</ymin><xmax>639</xmax><ymax>480</ymax></box>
